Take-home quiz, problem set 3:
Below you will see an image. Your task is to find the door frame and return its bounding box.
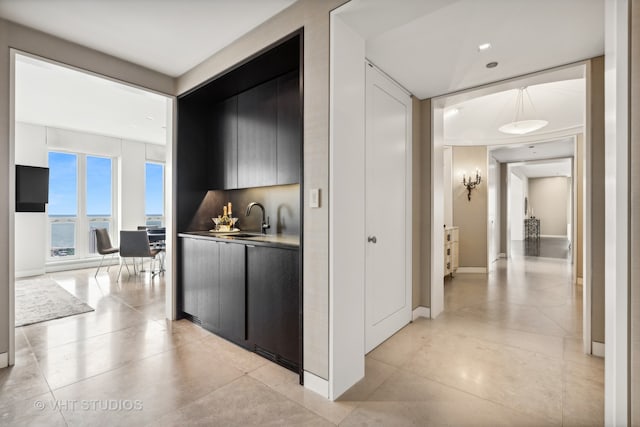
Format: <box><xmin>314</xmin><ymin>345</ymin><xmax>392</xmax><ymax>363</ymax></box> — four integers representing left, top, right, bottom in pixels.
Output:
<box><xmin>430</xmin><ymin>62</ymin><xmax>592</xmax><ymax>335</ymax></box>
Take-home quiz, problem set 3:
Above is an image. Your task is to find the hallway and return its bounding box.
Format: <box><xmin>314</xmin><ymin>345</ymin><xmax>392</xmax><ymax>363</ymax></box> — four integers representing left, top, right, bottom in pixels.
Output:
<box><xmin>355</xmin><ymin>255</ymin><xmax>603</xmax><ymax>426</ymax></box>
<box><xmin>1</xmin><ymin>255</ymin><xmax>603</xmax><ymax>426</ymax></box>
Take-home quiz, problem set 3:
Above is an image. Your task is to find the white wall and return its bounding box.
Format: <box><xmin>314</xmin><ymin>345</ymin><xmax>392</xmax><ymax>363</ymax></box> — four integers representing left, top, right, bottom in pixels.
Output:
<box><xmin>443</xmin><ymin>146</ymin><xmax>453</xmax><ymax>227</ymax></box>
<box><xmin>329</xmin><ymin>14</ymin><xmax>366</xmax><ymax>400</ymax></box>
<box><xmin>13</xmin><ymin>122</ymin><xmax>165</xmax><ymax>275</ymax></box>
<box><xmin>14</xmin><ymin>122</ymin><xmax>47</xmax><ymax>277</ymax></box>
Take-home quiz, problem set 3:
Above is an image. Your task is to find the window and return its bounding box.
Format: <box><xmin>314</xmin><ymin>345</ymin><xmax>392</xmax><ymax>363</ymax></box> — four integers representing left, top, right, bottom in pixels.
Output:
<box><xmin>86</xmin><ymin>156</ymin><xmax>113</xmax><ymax>254</ymax></box>
<box><xmin>48</xmin><ymin>152</ymin><xmax>78</xmax><ymax>257</ymax></box>
<box><xmin>145</xmin><ymin>162</ymin><xmax>164</xmax><ymax>226</ymax></box>
<box><xmin>48</xmin><ymin>151</ymin><xmax>114</xmax><ymax>259</ymax></box>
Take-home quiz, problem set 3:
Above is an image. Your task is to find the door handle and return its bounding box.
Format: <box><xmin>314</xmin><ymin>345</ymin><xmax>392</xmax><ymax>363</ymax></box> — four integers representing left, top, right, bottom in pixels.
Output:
<box><xmin>367</xmin><ymin>236</ymin><xmax>377</xmax><ymax>243</ymax></box>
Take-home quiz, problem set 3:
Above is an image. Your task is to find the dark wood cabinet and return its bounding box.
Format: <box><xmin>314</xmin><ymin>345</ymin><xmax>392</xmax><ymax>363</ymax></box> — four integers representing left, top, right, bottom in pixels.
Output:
<box><xmin>180</xmin><ymin>237</ymin><xmax>246</xmax><ymax>342</ymax></box>
<box><xmin>210</xmin><ymin>96</ymin><xmax>238</xmax><ymax>190</ymax></box>
<box><xmin>237</xmin><ymin>79</ymin><xmax>278</xmax><ymax>188</ymax></box>
<box><xmin>218</xmin><ymin>242</ymin><xmax>246</xmax><ymax>342</ymax></box>
<box><xmin>180</xmin><ymin>237</ymin><xmax>219</xmax><ymax>327</ymax></box>
<box><xmin>277</xmin><ymin>71</ymin><xmax>301</xmax><ymax>185</ymax></box>
<box><xmin>247</xmin><ymin>245</ymin><xmax>300</xmax><ymax>369</ymax></box>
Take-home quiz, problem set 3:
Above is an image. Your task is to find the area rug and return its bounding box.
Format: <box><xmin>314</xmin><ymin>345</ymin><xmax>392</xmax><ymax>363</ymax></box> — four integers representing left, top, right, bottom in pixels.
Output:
<box><xmin>15</xmin><ymin>278</ymin><xmax>94</xmax><ymax>327</ymax></box>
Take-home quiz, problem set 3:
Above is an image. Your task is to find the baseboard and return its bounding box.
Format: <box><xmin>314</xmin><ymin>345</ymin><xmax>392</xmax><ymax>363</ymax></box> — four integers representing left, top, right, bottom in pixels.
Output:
<box><xmin>498</xmin><ymin>253</ymin><xmax>507</xmax><ymax>259</ymax></box>
<box><xmin>46</xmin><ymin>257</ymin><xmax>119</xmax><ymax>273</ymax></box>
<box><xmin>540</xmin><ymin>235</ymin><xmax>568</xmax><ymax>238</ymax></box>
<box><xmin>412</xmin><ymin>306</ymin><xmax>431</xmax><ymax>320</ymax></box>
<box><xmin>0</xmin><ymin>353</ymin><xmax>8</xmax><ymax>369</ymax></box>
<box><xmin>576</xmin><ymin>277</ymin><xmax>584</xmax><ymax>285</ymax></box>
<box><xmin>456</xmin><ymin>267</ymin><xmax>487</xmax><ymax>274</ymax></box>
<box><xmin>303</xmin><ymin>371</ymin><xmax>328</xmax><ymax>398</ymax></box>
<box><xmin>592</xmin><ymin>341</ymin><xmax>605</xmax><ymax>358</ymax></box>
<box><xmin>15</xmin><ymin>268</ymin><xmax>46</xmax><ymax>278</ymax></box>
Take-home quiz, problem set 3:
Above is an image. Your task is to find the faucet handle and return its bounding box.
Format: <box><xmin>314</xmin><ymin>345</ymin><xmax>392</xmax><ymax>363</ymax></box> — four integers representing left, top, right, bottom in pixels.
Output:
<box><xmin>263</xmin><ymin>216</ymin><xmax>271</xmax><ymax>230</ymax></box>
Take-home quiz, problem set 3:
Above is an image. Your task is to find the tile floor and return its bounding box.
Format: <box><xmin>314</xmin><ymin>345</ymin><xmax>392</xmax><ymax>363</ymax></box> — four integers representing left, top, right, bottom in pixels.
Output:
<box><xmin>1</xmin><ymin>254</ymin><xmax>603</xmax><ymax>426</ymax></box>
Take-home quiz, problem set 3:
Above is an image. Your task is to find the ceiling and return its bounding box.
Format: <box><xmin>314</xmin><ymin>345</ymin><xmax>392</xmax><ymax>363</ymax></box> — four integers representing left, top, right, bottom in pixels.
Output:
<box><xmin>491</xmin><ymin>138</ymin><xmax>574</xmax><ymax>163</ymax></box>
<box><xmin>16</xmin><ymin>54</ymin><xmax>168</xmax><ymax>145</ymax></box>
<box><xmin>336</xmin><ymin>0</ymin><xmax>603</xmax><ymax>99</ymax></box>
<box><xmin>0</xmin><ymin>0</ymin><xmax>296</xmax><ymax>77</ymax></box>
<box><xmin>511</xmin><ymin>158</ymin><xmax>573</xmax><ymax>179</ymax></box>
<box><xmin>444</xmin><ymin>78</ymin><xmax>585</xmax><ymax>145</ymax></box>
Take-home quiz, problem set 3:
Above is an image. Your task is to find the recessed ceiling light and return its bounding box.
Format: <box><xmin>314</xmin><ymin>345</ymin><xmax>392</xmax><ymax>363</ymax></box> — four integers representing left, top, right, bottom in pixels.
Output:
<box><xmin>478</xmin><ymin>42</ymin><xmax>492</xmax><ymax>51</ymax></box>
<box><xmin>486</xmin><ymin>61</ymin><xmax>498</xmax><ymax>69</ymax></box>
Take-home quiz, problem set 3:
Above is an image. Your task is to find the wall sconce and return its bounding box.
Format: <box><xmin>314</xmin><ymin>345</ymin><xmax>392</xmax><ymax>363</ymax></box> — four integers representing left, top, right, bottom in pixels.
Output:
<box><xmin>462</xmin><ymin>169</ymin><xmax>481</xmax><ymax>201</ymax></box>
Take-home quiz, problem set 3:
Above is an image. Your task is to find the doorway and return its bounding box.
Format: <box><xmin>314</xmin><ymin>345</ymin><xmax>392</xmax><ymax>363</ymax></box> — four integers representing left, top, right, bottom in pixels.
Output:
<box><xmin>9</xmin><ymin>50</ymin><xmax>175</xmax><ymax>366</ymax></box>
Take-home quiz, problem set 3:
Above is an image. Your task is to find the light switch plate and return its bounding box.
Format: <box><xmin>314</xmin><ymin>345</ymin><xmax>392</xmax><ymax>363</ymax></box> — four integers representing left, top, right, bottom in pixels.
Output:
<box><xmin>310</xmin><ymin>188</ymin><xmax>320</xmax><ymax>208</ymax></box>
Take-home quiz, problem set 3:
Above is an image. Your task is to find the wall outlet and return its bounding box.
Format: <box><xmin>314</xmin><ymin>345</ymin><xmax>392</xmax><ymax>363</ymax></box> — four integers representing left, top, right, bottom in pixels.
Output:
<box><xmin>310</xmin><ymin>188</ymin><xmax>320</xmax><ymax>208</ymax></box>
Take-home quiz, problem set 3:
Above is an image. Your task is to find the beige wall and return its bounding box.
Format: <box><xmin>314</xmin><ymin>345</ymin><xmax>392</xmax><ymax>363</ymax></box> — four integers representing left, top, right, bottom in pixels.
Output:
<box><xmin>528</xmin><ymin>177</ymin><xmax>570</xmax><ymax>236</ymax></box>
<box><xmin>419</xmin><ymin>99</ymin><xmax>432</xmax><ymax>307</ymax></box>
<box><xmin>630</xmin><ymin>0</ymin><xmax>640</xmax><ymax>421</ymax></box>
<box><xmin>177</xmin><ymin>0</ymin><xmax>347</xmax><ymax>380</ymax></box>
<box><xmin>411</xmin><ymin>97</ymin><xmax>421</xmax><ymax>309</ymax></box>
<box><xmin>576</xmin><ymin>133</ymin><xmax>584</xmax><ymax>282</ymax></box>
<box><xmin>499</xmin><ymin>162</ymin><xmax>508</xmax><ymax>254</ymax></box>
<box><xmin>452</xmin><ymin>146</ymin><xmax>487</xmax><ymax>268</ymax></box>
<box><xmin>0</xmin><ymin>19</ymin><xmax>174</xmax><ymax>358</ymax></box>
<box><xmin>587</xmin><ymin>56</ymin><xmax>605</xmax><ymax>344</ymax></box>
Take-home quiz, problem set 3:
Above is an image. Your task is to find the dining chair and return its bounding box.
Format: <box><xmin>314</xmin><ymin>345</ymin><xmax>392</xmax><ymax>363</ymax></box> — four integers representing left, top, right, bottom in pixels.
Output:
<box><xmin>94</xmin><ymin>228</ymin><xmax>119</xmax><ymax>278</ymax></box>
<box><xmin>118</xmin><ymin>230</ymin><xmax>162</xmax><ymax>281</ymax></box>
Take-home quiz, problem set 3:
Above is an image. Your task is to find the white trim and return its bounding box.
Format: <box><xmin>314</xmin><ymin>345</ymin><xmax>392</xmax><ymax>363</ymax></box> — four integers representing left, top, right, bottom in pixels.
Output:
<box><xmin>15</xmin><ymin>268</ymin><xmax>46</xmax><ymax>279</ymax></box>
<box><xmin>592</xmin><ymin>341</ymin><xmax>605</xmax><ymax>358</ymax></box>
<box><xmin>540</xmin><ymin>234</ymin><xmax>568</xmax><ymax>238</ymax></box>
<box><xmin>412</xmin><ymin>306</ymin><xmax>431</xmax><ymax>320</ymax></box>
<box><xmin>0</xmin><ymin>353</ymin><xmax>8</xmax><ymax>369</ymax></box>
<box><xmin>456</xmin><ymin>267</ymin><xmax>488</xmax><ymax>274</ymax></box>
<box><xmin>303</xmin><ymin>371</ymin><xmax>329</xmax><ymax>399</ymax></box>
<box><xmin>45</xmin><ymin>257</ymin><xmax>119</xmax><ymax>273</ymax></box>
<box><xmin>9</xmin><ymin>49</ymin><xmax>16</xmax><ymax>367</ymax></box>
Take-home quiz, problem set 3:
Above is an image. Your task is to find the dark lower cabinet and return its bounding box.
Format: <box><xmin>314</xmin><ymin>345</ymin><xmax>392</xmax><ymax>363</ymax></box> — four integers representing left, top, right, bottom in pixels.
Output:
<box><xmin>180</xmin><ymin>236</ymin><xmax>300</xmax><ymax>373</ymax></box>
<box><xmin>247</xmin><ymin>245</ymin><xmax>300</xmax><ymax>371</ymax></box>
<box><xmin>218</xmin><ymin>242</ymin><xmax>246</xmax><ymax>342</ymax></box>
<box><xmin>180</xmin><ymin>237</ymin><xmax>245</xmax><ymax>342</ymax></box>
<box><xmin>180</xmin><ymin>237</ymin><xmax>219</xmax><ymax>327</ymax></box>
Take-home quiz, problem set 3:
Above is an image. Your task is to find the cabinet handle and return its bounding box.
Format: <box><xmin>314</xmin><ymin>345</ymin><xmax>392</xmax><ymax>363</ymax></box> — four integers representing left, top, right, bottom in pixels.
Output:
<box><xmin>447</xmin><ymin>248</ymin><xmax>450</xmax><ymax>255</ymax></box>
<box><xmin>367</xmin><ymin>236</ymin><xmax>377</xmax><ymax>244</ymax></box>
<box><xmin>447</xmin><ymin>234</ymin><xmax>451</xmax><ymax>241</ymax></box>
<box><xmin>447</xmin><ymin>262</ymin><xmax>451</xmax><ymax>269</ymax></box>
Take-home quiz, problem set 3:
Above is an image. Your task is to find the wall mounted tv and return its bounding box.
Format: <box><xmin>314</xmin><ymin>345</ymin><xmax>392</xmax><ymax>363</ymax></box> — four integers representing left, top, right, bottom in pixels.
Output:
<box><xmin>16</xmin><ymin>165</ymin><xmax>49</xmax><ymax>212</ymax></box>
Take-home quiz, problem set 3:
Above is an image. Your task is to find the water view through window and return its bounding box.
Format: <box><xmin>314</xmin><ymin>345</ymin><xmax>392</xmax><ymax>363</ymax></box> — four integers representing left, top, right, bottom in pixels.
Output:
<box><xmin>49</xmin><ymin>152</ymin><xmax>77</xmax><ymax>257</ymax></box>
<box><xmin>145</xmin><ymin>162</ymin><xmax>164</xmax><ymax>226</ymax></box>
<box><xmin>49</xmin><ymin>152</ymin><xmax>113</xmax><ymax>257</ymax></box>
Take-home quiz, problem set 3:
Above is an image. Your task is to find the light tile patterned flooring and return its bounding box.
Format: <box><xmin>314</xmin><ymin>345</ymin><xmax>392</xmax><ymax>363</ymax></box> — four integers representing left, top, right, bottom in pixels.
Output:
<box><xmin>1</xmin><ymin>255</ymin><xmax>603</xmax><ymax>426</ymax></box>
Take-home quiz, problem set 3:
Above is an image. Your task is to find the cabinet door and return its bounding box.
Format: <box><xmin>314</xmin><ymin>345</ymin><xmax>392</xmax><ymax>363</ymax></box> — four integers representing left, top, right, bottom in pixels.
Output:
<box><xmin>180</xmin><ymin>237</ymin><xmax>219</xmax><ymax>327</ymax></box>
<box><xmin>210</xmin><ymin>96</ymin><xmax>238</xmax><ymax>190</ymax></box>
<box><xmin>180</xmin><ymin>237</ymin><xmax>202</xmax><ymax>318</ymax></box>
<box><xmin>277</xmin><ymin>71</ymin><xmax>301</xmax><ymax>185</ymax></box>
<box><xmin>219</xmin><ymin>242</ymin><xmax>246</xmax><ymax>342</ymax></box>
<box><xmin>238</xmin><ymin>79</ymin><xmax>278</xmax><ymax>188</ymax></box>
<box><xmin>247</xmin><ymin>246</ymin><xmax>300</xmax><ymax>367</ymax></box>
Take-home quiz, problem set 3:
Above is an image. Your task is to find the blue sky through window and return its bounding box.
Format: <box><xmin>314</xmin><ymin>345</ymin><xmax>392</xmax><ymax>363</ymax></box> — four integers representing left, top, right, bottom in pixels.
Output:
<box><xmin>48</xmin><ymin>151</ymin><xmax>77</xmax><ymax>216</ymax></box>
<box><xmin>145</xmin><ymin>163</ymin><xmax>164</xmax><ymax>216</ymax></box>
<box><xmin>86</xmin><ymin>156</ymin><xmax>112</xmax><ymax>216</ymax></box>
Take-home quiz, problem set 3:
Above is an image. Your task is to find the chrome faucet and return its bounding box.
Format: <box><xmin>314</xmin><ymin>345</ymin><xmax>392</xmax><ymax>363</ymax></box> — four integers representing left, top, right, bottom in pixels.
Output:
<box><xmin>245</xmin><ymin>202</ymin><xmax>270</xmax><ymax>234</ymax></box>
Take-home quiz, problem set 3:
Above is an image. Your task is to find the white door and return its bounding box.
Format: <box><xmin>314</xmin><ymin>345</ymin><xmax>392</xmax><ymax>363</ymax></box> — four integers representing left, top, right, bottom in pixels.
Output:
<box><xmin>365</xmin><ymin>64</ymin><xmax>412</xmax><ymax>353</ymax></box>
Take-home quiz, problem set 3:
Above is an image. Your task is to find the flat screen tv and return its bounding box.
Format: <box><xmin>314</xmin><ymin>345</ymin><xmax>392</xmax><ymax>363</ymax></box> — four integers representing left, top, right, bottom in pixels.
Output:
<box><xmin>16</xmin><ymin>165</ymin><xmax>49</xmax><ymax>212</ymax></box>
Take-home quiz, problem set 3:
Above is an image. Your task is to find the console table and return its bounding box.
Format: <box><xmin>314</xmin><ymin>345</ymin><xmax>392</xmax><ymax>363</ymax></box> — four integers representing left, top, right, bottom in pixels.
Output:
<box><xmin>524</xmin><ymin>218</ymin><xmax>540</xmax><ymax>240</ymax></box>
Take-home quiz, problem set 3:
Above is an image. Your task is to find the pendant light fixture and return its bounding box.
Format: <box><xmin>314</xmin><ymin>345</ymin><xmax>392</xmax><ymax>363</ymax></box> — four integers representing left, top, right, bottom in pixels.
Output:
<box><xmin>498</xmin><ymin>87</ymin><xmax>548</xmax><ymax>135</ymax></box>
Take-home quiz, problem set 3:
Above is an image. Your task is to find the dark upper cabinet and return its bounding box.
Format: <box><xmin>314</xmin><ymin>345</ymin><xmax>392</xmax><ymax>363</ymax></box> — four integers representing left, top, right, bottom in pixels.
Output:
<box><xmin>277</xmin><ymin>71</ymin><xmax>301</xmax><ymax>185</ymax></box>
<box><xmin>247</xmin><ymin>245</ymin><xmax>300</xmax><ymax>369</ymax></box>
<box><xmin>218</xmin><ymin>242</ymin><xmax>246</xmax><ymax>342</ymax></box>
<box><xmin>237</xmin><ymin>79</ymin><xmax>278</xmax><ymax>188</ymax></box>
<box><xmin>210</xmin><ymin>96</ymin><xmax>238</xmax><ymax>190</ymax></box>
